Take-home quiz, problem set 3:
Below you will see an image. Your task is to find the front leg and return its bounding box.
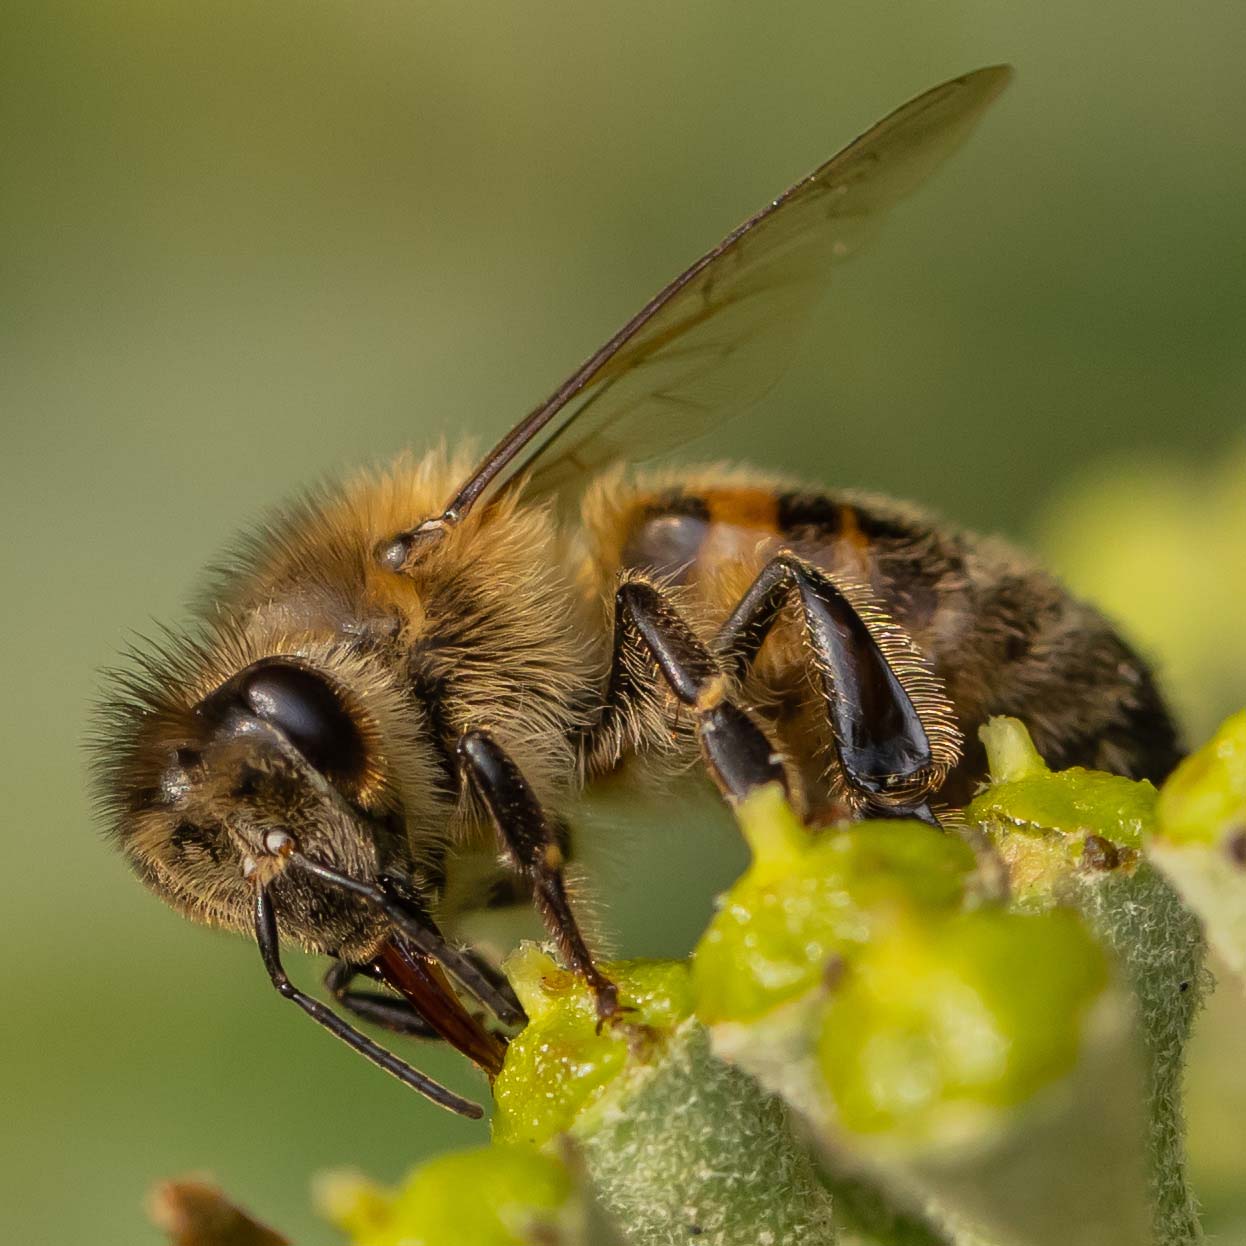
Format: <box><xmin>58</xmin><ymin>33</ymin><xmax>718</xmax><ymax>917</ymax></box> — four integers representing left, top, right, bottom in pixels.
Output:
<box><xmin>252</xmin><ymin>883</ymin><xmax>484</xmax><ymax>1117</ymax></box>
<box><xmin>324</xmin><ymin>960</ymin><xmax>455</xmax><ymax>1039</ymax></box>
<box><xmin>457</xmin><ymin>730</ymin><xmax>622</xmax><ymax>1026</ymax></box>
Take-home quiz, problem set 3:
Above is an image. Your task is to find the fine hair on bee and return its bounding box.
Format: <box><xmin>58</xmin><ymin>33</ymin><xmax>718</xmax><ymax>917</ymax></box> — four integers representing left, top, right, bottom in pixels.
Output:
<box><xmin>92</xmin><ymin>66</ymin><xmax>1181</xmax><ymax>1117</ymax></box>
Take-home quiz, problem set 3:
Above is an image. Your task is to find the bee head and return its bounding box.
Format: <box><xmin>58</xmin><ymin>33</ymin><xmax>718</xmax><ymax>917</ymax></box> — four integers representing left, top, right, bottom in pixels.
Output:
<box><xmin>92</xmin><ymin>627</ymin><xmax>447</xmax><ymax>958</ymax></box>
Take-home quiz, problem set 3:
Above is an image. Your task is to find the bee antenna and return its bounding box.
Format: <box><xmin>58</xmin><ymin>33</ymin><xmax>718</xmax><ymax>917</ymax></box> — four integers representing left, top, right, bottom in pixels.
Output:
<box><xmin>251</xmin><ymin>883</ymin><xmax>483</xmax><ymax>1118</ymax></box>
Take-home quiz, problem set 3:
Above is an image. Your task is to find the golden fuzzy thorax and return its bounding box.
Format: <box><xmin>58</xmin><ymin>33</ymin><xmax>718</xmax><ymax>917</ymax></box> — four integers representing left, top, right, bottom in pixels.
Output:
<box><xmin>210</xmin><ymin>448</ymin><xmax>598</xmax><ymax>810</ymax></box>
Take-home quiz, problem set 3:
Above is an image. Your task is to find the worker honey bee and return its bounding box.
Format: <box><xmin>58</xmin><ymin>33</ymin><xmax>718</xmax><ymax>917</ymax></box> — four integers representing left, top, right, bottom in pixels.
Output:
<box><xmin>93</xmin><ymin>66</ymin><xmax>1181</xmax><ymax>1118</ymax></box>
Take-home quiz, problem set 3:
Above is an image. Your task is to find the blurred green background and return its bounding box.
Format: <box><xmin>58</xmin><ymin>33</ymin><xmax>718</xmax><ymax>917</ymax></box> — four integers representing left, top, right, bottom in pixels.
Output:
<box><xmin>3</xmin><ymin>2</ymin><xmax>1244</xmax><ymax>1242</ymax></box>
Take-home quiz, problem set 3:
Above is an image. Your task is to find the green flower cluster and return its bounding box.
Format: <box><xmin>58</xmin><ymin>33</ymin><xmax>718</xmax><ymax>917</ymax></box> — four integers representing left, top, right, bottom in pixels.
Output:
<box><xmin>1150</xmin><ymin>709</ymin><xmax>1246</xmax><ymax>982</ymax></box>
<box><xmin>317</xmin><ymin>1146</ymin><xmax>584</xmax><ymax>1246</ymax></box>
<box><xmin>492</xmin><ymin>949</ymin><xmax>694</xmax><ymax>1147</ymax></box>
<box><xmin>692</xmin><ymin>787</ymin><xmax>1108</xmax><ymax>1145</ymax></box>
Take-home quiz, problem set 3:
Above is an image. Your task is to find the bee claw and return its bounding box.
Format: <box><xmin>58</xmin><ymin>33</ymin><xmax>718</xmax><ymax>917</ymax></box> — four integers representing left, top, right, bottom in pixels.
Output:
<box><xmin>593</xmin><ymin>985</ymin><xmax>643</xmax><ymax>1037</ymax></box>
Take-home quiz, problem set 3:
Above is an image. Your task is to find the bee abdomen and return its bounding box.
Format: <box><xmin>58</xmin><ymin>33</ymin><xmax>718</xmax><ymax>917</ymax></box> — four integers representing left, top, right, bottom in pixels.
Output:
<box><xmin>614</xmin><ymin>481</ymin><xmax>954</xmax><ymax>629</ymax></box>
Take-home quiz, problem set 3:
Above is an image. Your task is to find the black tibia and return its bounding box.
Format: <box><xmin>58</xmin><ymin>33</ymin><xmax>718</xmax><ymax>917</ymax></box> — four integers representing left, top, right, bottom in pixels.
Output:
<box><xmin>324</xmin><ymin>961</ymin><xmax>443</xmax><ymax>1039</ymax></box>
<box><xmin>284</xmin><ymin>851</ymin><xmax>523</xmax><ymax>1026</ymax></box>
<box><xmin>612</xmin><ymin>580</ymin><xmax>790</xmax><ymax>802</ymax></box>
<box><xmin>716</xmin><ymin>553</ymin><xmax>936</xmax><ymax>819</ymax></box>
<box><xmin>699</xmin><ymin>699</ymin><xmax>794</xmax><ymax>806</ymax></box>
<box><xmin>457</xmin><ymin>730</ymin><xmax>621</xmax><ymax>1024</ymax></box>
<box><xmin>252</xmin><ymin>884</ymin><xmax>483</xmax><ymax>1118</ymax></box>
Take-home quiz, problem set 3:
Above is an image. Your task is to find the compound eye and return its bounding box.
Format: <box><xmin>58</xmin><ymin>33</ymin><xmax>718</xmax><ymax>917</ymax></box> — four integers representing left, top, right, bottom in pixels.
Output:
<box><xmin>237</xmin><ymin>661</ymin><xmax>365</xmax><ymax>779</ymax></box>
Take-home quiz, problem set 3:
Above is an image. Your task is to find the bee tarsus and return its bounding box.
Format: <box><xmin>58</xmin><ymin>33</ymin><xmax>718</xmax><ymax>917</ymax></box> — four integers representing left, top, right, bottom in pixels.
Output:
<box><xmin>697</xmin><ymin>699</ymin><xmax>793</xmax><ymax>806</ymax></box>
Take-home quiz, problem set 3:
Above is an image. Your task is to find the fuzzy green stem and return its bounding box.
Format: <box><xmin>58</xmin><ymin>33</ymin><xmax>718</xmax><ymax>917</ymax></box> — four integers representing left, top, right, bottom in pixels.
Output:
<box><xmin>494</xmin><ymin>951</ymin><xmax>837</xmax><ymax>1245</ymax></box>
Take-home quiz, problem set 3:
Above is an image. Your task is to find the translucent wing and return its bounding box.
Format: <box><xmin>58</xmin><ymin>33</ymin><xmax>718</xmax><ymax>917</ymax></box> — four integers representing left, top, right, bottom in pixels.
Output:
<box><xmin>440</xmin><ymin>66</ymin><xmax>1012</xmax><ymax>520</ymax></box>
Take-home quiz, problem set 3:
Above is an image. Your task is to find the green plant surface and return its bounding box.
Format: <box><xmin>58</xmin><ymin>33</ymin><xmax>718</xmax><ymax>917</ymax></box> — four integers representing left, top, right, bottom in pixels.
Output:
<box><xmin>693</xmin><ymin>787</ymin><xmax>976</xmax><ymax>1025</ymax></box>
<box><xmin>692</xmin><ymin>786</ymin><xmax>1114</xmax><ymax>1147</ymax></box>
<box><xmin>966</xmin><ymin>718</ymin><xmax>1157</xmax><ymax>855</ymax></box>
<box><xmin>1156</xmin><ymin>708</ymin><xmax>1246</xmax><ymax>847</ymax></box>
<box><xmin>966</xmin><ymin>717</ymin><xmax>1207</xmax><ymax>1245</ymax></box>
<box><xmin>691</xmin><ymin>782</ymin><xmax>1145</xmax><ymax>1246</ymax></box>
<box><xmin>1149</xmin><ymin>709</ymin><xmax>1246</xmax><ymax>984</ymax></box>
<box><xmin>819</xmin><ymin>906</ymin><xmax>1106</xmax><ymax>1136</ymax></box>
<box><xmin>492</xmin><ymin>946</ymin><xmax>836</xmax><ymax>1245</ymax></box>
<box><xmin>315</xmin><ymin>1146</ymin><xmax>583</xmax><ymax>1246</ymax></box>
<box><xmin>573</xmin><ymin>1022</ymin><xmax>836</xmax><ymax>1246</ymax></box>
<box><xmin>492</xmin><ymin>949</ymin><xmax>695</xmax><ymax>1148</ymax></box>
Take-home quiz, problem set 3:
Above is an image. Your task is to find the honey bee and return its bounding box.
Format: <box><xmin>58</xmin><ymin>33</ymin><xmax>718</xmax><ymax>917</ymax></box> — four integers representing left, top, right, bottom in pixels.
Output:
<box><xmin>93</xmin><ymin>66</ymin><xmax>1180</xmax><ymax>1118</ymax></box>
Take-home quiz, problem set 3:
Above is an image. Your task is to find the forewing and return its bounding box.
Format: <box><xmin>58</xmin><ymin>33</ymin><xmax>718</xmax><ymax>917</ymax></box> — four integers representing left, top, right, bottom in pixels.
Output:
<box><xmin>446</xmin><ymin>66</ymin><xmax>1012</xmax><ymax>517</ymax></box>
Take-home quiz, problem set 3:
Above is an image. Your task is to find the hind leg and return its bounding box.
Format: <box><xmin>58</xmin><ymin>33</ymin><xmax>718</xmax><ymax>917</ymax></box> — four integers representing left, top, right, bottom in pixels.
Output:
<box><xmin>713</xmin><ymin>551</ymin><xmax>961</xmax><ymax>820</ymax></box>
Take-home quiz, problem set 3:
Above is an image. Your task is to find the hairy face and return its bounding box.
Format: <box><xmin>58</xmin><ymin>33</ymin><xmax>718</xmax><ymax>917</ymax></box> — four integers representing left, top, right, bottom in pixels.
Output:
<box><xmin>93</xmin><ymin>623</ymin><xmax>442</xmax><ymax>958</ymax></box>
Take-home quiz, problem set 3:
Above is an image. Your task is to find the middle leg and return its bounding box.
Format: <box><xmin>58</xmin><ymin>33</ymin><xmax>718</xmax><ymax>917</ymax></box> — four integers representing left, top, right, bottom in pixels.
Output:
<box><xmin>602</xmin><ymin>577</ymin><xmax>793</xmax><ymax>803</ymax></box>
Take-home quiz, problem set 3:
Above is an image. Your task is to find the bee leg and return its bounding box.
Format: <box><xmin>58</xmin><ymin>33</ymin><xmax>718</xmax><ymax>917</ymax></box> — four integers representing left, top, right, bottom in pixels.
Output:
<box><xmin>456</xmin><ymin>730</ymin><xmax>622</xmax><ymax>1027</ymax></box>
<box><xmin>323</xmin><ymin>960</ymin><xmax>445</xmax><ymax>1038</ymax></box>
<box><xmin>609</xmin><ymin>580</ymin><xmax>792</xmax><ymax>803</ymax></box>
<box><xmin>715</xmin><ymin>552</ymin><xmax>951</xmax><ymax>819</ymax></box>
<box><xmin>282</xmin><ymin>850</ymin><xmax>525</xmax><ymax>1026</ymax></box>
<box><xmin>373</xmin><ymin>871</ymin><xmax>527</xmax><ymax>1023</ymax></box>
<box><xmin>867</xmin><ymin>796</ymin><xmax>939</xmax><ymax>827</ymax></box>
<box><xmin>252</xmin><ymin>883</ymin><xmax>484</xmax><ymax>1117</ymax></box>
